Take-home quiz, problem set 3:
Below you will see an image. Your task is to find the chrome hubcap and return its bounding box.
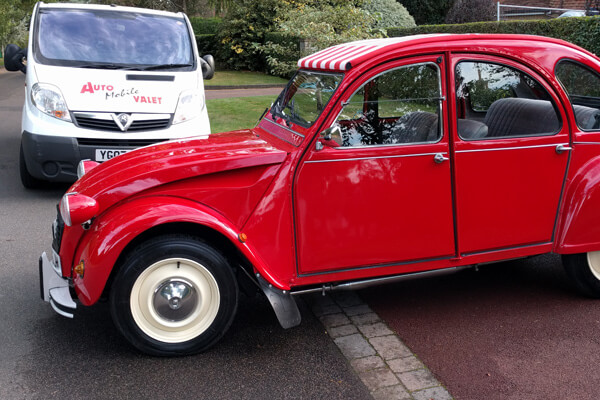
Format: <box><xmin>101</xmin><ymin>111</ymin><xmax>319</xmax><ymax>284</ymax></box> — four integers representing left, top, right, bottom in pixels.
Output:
<box><xmin>153</xmin><ymin>279</ymin><xmax>198</xmax><ymax>322</ymax></box>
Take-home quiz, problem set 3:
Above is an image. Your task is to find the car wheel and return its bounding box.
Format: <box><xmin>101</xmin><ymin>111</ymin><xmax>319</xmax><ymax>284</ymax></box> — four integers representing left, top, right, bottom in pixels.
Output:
<box><xmin>19</xmin><ymin>142</ymin><xmax>43</xmax><ymax>189</ymax></box>
<box><xmin>562</xmin><ymin>251</ymin><xmax>600</xmax><ymax>297</ymax></box>
<box><xmin>110</xmin><ymin>235</ymin><xmax>238</xmax><ymax>356</ymax></box>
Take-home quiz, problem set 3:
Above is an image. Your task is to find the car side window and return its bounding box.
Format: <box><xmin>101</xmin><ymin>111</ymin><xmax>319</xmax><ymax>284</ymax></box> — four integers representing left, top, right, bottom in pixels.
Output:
<box><xmin>555</xmin><ymin>60</ymin><xmax>600</xmax><ymax>131</ymax></box>
<box><xmin>335</xmin><ymin>63</ymin><xmax>442</xmax><ymax>147</ymax></box>
<box><xmin>455</xmin><ymin>61</ymin><xmax>560</xmax><ymax>140</ymax></box>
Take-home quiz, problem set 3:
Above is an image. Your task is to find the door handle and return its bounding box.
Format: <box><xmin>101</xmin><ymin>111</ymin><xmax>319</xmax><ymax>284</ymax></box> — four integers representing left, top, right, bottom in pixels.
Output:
<box><xmin>556</xmin><ymin>144</ymin><xmax>572</xmax><ymax>154</ymax></box>
<box><xmin>434</xmin><ymin>153</ymin><xmax>449</xmax><ymax>164</ymax></box>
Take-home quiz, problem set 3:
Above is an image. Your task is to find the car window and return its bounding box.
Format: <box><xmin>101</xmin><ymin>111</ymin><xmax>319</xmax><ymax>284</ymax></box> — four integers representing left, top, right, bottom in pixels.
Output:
<box><xmin>455</xmin><ymin>61</ymin><xmax>560</xmax><ymax>140</ymax></box>
<box><xmin>335</xmin><ymin>63</ymin><xmax>442</xmax><ymax>147</ymax></box>
<box><xmin>555</xmin><ymin>60</ymin><xmax>600</xmax><ymax>131</ymax></box>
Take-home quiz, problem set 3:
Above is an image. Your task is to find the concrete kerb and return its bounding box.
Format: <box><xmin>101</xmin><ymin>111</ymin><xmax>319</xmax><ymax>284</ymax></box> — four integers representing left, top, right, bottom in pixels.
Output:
<box><xmin>305</xmin><ymin>291</ymin><xmax>453</xmax><ymax>400</ymax></box>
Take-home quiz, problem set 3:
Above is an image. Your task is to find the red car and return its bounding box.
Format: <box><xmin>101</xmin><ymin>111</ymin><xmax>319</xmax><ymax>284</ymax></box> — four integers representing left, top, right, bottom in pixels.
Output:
<box><xmin>40</xmin><ymin>34</ymin><xmax>600</xmax><ymax>355</ymax></box>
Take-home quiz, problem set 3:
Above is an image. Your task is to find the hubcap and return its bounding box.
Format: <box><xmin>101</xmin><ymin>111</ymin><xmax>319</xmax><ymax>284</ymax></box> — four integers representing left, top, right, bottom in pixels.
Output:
<box><xmin>587</xmin><ymin>251</ymin><xmax>600</xmax><ymax>281</ymax></box>
<box><xmin>153</xmin><ymin>279</ymin><xmax>198</xmax><ymax>321</ymax></box>
<box><xmin>130</xmin><ymin>258</ymin><xmax>220</xmax><ymax>343</ymax></box>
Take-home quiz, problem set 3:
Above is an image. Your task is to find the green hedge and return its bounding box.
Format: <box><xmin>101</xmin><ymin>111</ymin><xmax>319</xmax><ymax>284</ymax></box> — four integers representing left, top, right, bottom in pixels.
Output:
<box><xmin>387</xmin><ymin>17</ymin><xmax>600</xmax><ymax>57</ymax></box>
<box><xmin>189</xmin><ymin>17</ymin><xmax>222</xmax><ymax>35</ymax></box>
<box><xmin>196</xmin><ymin>34</ymin><xmax>218</xmax><ymax>57</ymax></box>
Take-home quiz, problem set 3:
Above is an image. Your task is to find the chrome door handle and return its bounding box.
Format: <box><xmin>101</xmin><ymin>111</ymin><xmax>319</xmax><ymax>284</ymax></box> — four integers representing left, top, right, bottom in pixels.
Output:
<box><xmin>556</xmin><ymin>144</ymin><xmax>572</xmax><ymax>154</ymax></box>
<box><xmin>434</xmin><ymin>153</ymin><xmax>449</xmax><ymax>164</ymax></box>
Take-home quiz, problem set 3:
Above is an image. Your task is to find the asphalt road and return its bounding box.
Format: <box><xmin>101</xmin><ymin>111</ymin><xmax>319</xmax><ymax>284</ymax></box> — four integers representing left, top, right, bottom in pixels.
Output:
<box><xmin>363</xmin><ymin>255</ymin><xmax>600</xmax><ymax>400</ymax></box>
<box><xmin>0</xmin><ymin>71</ymin><xmax>371</xmax><ymax>400</ymax></box>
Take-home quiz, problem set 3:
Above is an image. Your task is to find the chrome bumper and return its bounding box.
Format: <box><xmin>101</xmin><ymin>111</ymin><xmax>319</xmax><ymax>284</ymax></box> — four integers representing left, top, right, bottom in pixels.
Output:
<box><xmin>39</xmin><ymin>251</ymin><xmax>76</xmax><ymax>318</ymax></box>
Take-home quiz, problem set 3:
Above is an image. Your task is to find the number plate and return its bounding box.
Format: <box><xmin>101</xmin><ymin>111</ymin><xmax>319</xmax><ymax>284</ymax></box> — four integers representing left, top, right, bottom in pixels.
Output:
<box><xmin>95</xmin><ymin>149</ymin><xmax>133</xmax><ymax>162</ymax></box>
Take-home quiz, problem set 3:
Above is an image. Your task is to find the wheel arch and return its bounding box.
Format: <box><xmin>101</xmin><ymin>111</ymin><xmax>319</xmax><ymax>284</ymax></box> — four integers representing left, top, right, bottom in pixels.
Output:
<box><xmin>73</xmin><ymin>196</ymin><xmax>283</xmax><ymax>306</ymax></box>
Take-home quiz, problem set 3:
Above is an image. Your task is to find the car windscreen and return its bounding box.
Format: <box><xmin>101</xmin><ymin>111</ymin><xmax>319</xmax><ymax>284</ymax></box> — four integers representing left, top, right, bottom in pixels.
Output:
<box><xmin>34</xmin><ymin>9</ymin><xmax>194</xmax><ymax>70</ymax></box>
<box><xmin>271</xmin><ymin>70</ymin><xmax>343</xmax><ymax>128</ymax></box>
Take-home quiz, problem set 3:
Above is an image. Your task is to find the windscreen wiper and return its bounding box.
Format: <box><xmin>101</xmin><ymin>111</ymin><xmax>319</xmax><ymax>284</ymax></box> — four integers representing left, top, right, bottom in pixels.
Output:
<box><xmin>141</xmin><ymin>63</ymin><xmax>193</xmax><ymax>71</ymax></box>
<box><xmin>77</xmin><ymin>63</ymin><xmax>141</xmax><ymax>70</ymax></box>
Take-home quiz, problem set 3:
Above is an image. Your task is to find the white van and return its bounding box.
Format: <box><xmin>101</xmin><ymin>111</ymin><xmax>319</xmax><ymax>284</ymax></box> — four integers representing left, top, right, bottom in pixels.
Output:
<box><xmin>4</xmin><ymin>2</ymin><xmax>214</xmax><ymax>188</ymax></box>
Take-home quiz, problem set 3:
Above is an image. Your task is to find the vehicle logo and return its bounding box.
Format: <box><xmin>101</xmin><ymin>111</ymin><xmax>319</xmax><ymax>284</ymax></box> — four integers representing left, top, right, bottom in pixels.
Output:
<box><xmin>112</xmin><ymin>113</ymin><xmax>134</xmax><ymax>132</ymax></box>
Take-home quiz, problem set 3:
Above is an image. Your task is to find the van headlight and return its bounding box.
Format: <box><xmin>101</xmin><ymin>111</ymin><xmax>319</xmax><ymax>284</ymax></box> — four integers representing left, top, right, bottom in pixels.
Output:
<box><xmin>31</xmin><ymin>83</ymin><xmax>72</xmax><ymax>122</ymax></box>
<box><xmin>173</xmin><ymin>89</ymin><xmax>203</xmax><ymax>124</ymax></box>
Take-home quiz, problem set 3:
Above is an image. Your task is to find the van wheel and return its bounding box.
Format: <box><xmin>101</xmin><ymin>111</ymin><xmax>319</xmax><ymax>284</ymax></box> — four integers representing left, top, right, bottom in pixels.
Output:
<box><xmin>110</xmin><ymin>235</ymin><xmax>238</xmax><ymax>356</ymax></box>
<box><xmin>562</xmin><ymin>251</ymin><xmax>600</xmax><ymax>297</ymax></box>
<box><xmin>19</xmin><ymin>142</ymin><xmax>43</xmax><ymax>189</ymax></box>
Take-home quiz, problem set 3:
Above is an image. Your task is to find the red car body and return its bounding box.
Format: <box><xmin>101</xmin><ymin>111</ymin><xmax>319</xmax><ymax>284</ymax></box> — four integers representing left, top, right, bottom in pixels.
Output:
<box><xmin>40</xmin><ymin>34</ymin><xmax>600</xmax><ymax>355</ymax></box>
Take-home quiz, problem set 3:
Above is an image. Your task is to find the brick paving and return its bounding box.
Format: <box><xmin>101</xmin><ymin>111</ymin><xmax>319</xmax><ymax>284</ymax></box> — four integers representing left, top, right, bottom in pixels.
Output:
<box><xmin>306</xmin><ymin>291</ymin><xmax>453</xmax><ymax>400</ymax></box>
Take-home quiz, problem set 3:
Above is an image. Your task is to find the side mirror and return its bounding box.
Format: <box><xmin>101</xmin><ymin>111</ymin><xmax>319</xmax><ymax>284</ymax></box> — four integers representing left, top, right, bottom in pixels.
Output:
<box><xmin>316</xmin><ymin>125</ymin><xmax>342</xmax><ymax>150</ymax></box>
<box><xmin>4</xmin><ymin>44</ymin><xmax>27</xmax><ymax>74</ymax></box>
<box><xmin>200</xmin><ymin>54</ymin><xmax>215</xmax><ymax>80</ymax></box>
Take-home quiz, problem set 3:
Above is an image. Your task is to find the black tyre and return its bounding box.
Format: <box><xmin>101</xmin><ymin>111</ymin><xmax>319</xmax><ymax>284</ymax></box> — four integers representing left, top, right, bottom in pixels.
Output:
<box><xmin>20</xmin><ymin>142</ymin><xmax>43</xmax><ymax>189</ymax></box>
<box><xmin>110</xmin><ymin>235</ymin><xmax>238</xmax><ymax>356</ymax></box>
<box><xmin>562</xmin><ymin>252</ymin><xmax>600</xmax><ymax>297</ymax></box>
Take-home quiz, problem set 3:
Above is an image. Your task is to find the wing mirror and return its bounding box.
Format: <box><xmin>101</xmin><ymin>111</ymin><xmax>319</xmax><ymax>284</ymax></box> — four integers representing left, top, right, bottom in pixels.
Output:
<box><xmin>200</xmin><ymin>54</ymin><xmax>215</xmax><ymax>80</ymax></box>
<box><xmin>4</xmin><ymin>44</ymin><xmax>27</xmax><ymax>74</ymax></box>
<box><xmin>316</xmin><ymin>125</ymin><xmax>342</xmax><ymax>150</ymax></box>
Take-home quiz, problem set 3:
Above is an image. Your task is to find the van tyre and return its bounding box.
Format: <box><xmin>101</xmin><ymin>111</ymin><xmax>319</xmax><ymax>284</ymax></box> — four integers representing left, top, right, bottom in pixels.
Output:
<box><xmin>562</xmin><ymin>251</ymin><xmax>600</xmax><ymax>297</ymax></box>
<box><xmin>110</xmin><ymin>235</ymin><xmax>238</xmax><ymax>356</ymax></box>
<box><xmin>20</xmin><ymin>142</ymin><xmax>43</xmax><ymax>189</ymax></box>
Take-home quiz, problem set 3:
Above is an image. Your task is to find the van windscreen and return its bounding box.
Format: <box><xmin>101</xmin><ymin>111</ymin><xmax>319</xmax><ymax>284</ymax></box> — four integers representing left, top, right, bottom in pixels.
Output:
<box><xmin>35</xmin><ymin>9</ymin><xmax>194</xmax><ymax>69</ymax></box>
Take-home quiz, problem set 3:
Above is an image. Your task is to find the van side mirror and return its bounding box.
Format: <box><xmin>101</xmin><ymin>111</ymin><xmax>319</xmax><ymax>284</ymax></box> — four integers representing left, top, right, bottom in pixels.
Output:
<box><xmin>4</xmin><ymin>44</ymin><xmax>27</xmax><ymax>74</ymax></box>
<box><xmin>200</xmin><ymin>54</ymin><xmax>215</xmax><ymax>80</ymax></box>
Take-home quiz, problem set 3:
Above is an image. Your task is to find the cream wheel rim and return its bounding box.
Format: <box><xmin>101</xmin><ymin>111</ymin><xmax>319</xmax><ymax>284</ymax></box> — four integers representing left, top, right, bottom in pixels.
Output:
<box><xmin>130</xmin><ymin>257</ymin><xmax>220</xmax><ymax>343</ymax></box>
<box><xmin>587</xmin><ymin>251</ymin><xmax>600</xmax><ymax>281</ymax></box>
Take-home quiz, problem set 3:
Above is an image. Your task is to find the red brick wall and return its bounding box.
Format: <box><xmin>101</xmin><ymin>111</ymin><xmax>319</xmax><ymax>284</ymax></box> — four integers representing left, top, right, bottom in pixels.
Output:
<box><xmin>498</xmin><ymin>0</ymin><xmax>586</xmax><ymax>8</ymax></box>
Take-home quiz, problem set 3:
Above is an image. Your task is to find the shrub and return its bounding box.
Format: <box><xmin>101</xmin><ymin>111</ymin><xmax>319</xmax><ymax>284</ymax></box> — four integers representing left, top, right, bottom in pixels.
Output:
<box><xmin>400</xmin><ymin>0</ymin><xmax>453</xmax><ymax>26</ymax></box>
<box><xmin>387</xmin><ymin>17</ymin><xmax>600</xmax><ymax>57</ymax></box>
<box><xmin>445</xmin><ymin>0</ymin><xmax>496</xmax><ymax>24</ymax></box>
<box><xmin>363</xmin><ymin>0</ymin><xmax>415</xmax><ymax>29</ymax></box>
<box><xmin>188</xmin><ymin>17</ymin><xmax>222</xmax><ymax>35</ymax></box>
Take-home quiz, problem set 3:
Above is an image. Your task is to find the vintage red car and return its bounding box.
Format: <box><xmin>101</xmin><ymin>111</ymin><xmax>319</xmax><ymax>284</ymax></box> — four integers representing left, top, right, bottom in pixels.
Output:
<box><xmin>40</xmin><ymin>34</ymin><xmax>600</xmax><ymax>355</ymax></box>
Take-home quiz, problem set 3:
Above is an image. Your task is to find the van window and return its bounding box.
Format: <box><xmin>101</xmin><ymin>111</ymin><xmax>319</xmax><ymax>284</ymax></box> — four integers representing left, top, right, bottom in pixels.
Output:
<box><xmin>35</xmin><ymin>9</ymin><xmax>193</xmax><ymax>69</ymax></box>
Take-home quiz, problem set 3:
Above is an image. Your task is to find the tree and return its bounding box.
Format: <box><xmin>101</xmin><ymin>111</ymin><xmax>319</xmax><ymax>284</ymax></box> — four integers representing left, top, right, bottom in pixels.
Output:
<box><xmin>0</xmin><ymin>0</ymin><xmax>37</xmax><ymax>50</ymax></box>
<box><xmin>400</xmin><ymin>0</ymin><xmax>452</xmax><ymax>25</ymax></box>
<box><xmin>445</xmin><ymin>0</ymin><xmax>496</xmax><ymax>24</ymax></box>
<box><xmin>364</xmin><ymin>0</ymin><xmax>415</xmax><ymax>29</ymax></box>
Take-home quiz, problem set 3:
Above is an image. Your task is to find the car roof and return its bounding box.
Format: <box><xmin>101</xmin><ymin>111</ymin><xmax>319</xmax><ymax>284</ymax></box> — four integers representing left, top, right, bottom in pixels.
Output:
<box><xmin>297</xmin><ymin>34</ymin><xmax>588</xmax><ymax>72</ymax></box>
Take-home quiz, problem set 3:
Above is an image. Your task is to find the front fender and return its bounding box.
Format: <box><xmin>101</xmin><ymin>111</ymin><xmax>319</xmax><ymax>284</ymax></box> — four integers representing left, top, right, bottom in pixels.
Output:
<box><xmin>556</xmin><ymin>154</ymin><xmax>600</xmax><ymax>254</ymax></box>
<box><xmin>73</xmin><ymin>195</ymin><xmax>288</xmax><ymax>305</ymax></box>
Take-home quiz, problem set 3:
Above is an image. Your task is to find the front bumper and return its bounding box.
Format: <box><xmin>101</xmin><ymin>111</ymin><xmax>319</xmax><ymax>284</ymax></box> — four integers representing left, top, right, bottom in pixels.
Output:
<box><xmin>39</xmin><ymin>251</ymin><xmax>76</xmax><ymax>318</ymax></box>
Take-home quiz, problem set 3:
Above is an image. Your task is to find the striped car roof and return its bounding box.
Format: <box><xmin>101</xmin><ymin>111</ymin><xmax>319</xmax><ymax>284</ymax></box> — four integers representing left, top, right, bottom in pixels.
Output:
<box><xmin>297</xmin><ymin>35</ymin><xmax>448</xmax><ymax>71</ymax></box>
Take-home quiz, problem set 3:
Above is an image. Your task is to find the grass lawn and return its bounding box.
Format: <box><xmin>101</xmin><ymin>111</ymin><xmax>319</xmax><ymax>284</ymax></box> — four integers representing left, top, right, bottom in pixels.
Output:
<box><xmin>206</xmin><ymin>95</ymin><xmax>275</xmax><ymax>133</ymax></box>
<box><xmin>205</xmin><ymin>70</ymin><xmax>288</xmax><ymax>87</ymax></box>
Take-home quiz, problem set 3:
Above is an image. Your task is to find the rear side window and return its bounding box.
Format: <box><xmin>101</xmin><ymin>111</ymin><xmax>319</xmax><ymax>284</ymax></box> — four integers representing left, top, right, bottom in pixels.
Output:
<box><xmin>556</xmin><ymin>60</ymin><xmax>600</xmax><ymax>131</ymax></box>
<box><xmin>455</xmin><ymin>61</ymin><xmax>560</xmax><ymax>140</ymax></box>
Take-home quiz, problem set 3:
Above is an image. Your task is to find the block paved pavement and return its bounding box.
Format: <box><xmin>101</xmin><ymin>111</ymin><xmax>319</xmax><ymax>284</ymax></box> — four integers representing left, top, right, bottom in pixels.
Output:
<box><xmin>305</xmin><ymin>291</ymin><xmax>453</xmax><ymax>400</ymax></box>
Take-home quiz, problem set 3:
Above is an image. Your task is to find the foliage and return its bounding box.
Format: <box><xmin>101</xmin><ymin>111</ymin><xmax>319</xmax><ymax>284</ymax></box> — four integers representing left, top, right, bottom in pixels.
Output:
<box><xmin>399</xmin><ymin>0</ymin><xmax>452</xmax><ymax>26</ymax></box>
<box><xmin>387</xmin><ymin>16</ymin><xmax>600</xmax><ymax>57</ymax></box>
<box><xmin>189</xmin><ymin>17</ymin><xmax>222</xmax><ymax>34</ymax></box>
<box><xmin>0</xmin><ymin>0</ymin><xmax>37</xmax><ymax>49</ymax></box>
<box><xmin>204</xmin><ymin>70</ymin><xmax>287</xmax><ymax>86</ymax></box>
<box><xmin>257</xmin><ymin>1</ymin><xmax>388</xmax><ymax>77</ymax></box>
<box><xmin>363</xmin><ymin>0</ymin><xmax>415</xmax><ymax>29</ymax></box>
<box><xmin>216</xmin><ymin>0</ymin><xmax>283</xmax><ymax>71</ymax></box>
<box><xmin>445</xmin><ymin>0</ymin><xmax>496</xmax><ymax>24</ymax></box>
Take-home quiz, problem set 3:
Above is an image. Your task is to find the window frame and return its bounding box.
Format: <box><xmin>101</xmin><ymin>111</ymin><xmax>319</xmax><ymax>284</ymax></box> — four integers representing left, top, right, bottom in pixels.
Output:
<box><xmin>331</xmin><ymin>61</ymin><xmax>445</xmax><ymax>149</ymax></box>
<box><xmin>455</xmin><ymin>59</ymin><xmax>563</xmax><ymax>141</ymax></box>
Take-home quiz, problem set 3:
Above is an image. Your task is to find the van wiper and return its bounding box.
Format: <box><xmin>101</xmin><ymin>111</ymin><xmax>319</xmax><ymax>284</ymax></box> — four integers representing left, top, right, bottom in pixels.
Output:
<box><xmin>141</xmin><ymin>63</ymin><xmax>193</xmax><ymax>71</ymax></box>
<box><xmin>77</xmin><ymin>63</ymin><xmax>140</xmax><ymax>70</ymax></box>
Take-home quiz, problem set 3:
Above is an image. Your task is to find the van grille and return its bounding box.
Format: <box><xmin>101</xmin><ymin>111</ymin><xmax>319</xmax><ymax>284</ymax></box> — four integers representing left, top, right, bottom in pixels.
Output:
<box><xmin>72</xmin><ymin>112</ymin><xmax>172</xmax><ymax>132</ymax></box>
<box><xmin>77</xmin><ymin>138</ymin><xmax>168</xmax><ymax>147</ymax></box>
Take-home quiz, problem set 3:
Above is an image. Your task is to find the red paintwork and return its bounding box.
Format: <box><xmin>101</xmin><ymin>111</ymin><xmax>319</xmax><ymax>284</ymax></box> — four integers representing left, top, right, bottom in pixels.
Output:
<box><xmin>53</xmin><ymin>34</ymin><xmax>600</xmax><ymax>304</ymax></box>
<box><xmin>64</xmin><ymin>194</ymin><xmax>99</xmax><ymax>226</ymax></box>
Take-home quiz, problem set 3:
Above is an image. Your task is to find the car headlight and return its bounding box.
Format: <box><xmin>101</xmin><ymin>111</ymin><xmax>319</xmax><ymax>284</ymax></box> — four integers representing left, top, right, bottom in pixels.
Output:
<box><xmin>173</xmin><ymin>89</ymin><xmax>203</xmax><ymax>124</ymax></box>
<box><xmin>59</xmin><ymin>192</ymin><xmax>98</xmax><ymax>227</ymax></box>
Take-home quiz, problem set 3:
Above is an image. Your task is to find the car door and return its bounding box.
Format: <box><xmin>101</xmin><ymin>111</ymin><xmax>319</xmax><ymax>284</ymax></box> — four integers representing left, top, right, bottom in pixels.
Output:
<box><xmin>451</xmin><ymin>55</ymin><xmax>570</xmax><ymax>255</ymax></box>
<box><xmin>294</xmin><ymin>55</ymin><xmax>456</xmax><ymax>275</ymax></box>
